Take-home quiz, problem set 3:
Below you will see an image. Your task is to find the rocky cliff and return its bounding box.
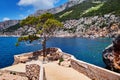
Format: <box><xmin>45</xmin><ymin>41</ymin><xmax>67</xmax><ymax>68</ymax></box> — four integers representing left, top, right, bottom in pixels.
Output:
<box><xmin>1</xmin><ymin>0</ymin><xmax>120</xmax><ymax>38</ymax></box>
<box><xmin>0</xmin><ymin>0</ymin><xmax>85</xmax><ymax>32</ymax></box>
<box><xmin>1</xmin><ymin>14</ymin><xmax>120</xmax><ymax>38</ymax></box>
<box><xmin>0</xmin><ymin>20</ymin><xmax>20</xmax><ymax>30</ymax></box>
<box><xmin>53</xmin><ymin>14</ymin><xmax>120</xmax><ymax>38</ymax></box>
<box><xmin>103</xmin><ymin>35</ymin><xmax>120</xmax><ymax>72</ymax></box>
<box><xmin>31</xmin><ymin>0</ymin><xmax>86</xmax><ymax>16</ymax></box>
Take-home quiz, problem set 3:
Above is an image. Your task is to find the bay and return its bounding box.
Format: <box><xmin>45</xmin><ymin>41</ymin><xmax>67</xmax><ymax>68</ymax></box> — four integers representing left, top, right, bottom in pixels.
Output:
<box><xmin>0</xmin><ymin>37</ymin><xmax>112</xmax><ymax>68</ymax></box>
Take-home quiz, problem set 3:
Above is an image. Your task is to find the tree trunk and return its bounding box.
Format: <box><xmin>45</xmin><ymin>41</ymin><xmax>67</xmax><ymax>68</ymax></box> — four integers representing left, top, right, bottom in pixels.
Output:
<box><xmin>42</xmin><ymin>37</ymin><xmax>47</xmax><ymax>62</ymax></box>
<box><xmin>42</xmin><ymin>40</ymin><xmax>46</xmax><ymax>57</ymax></box>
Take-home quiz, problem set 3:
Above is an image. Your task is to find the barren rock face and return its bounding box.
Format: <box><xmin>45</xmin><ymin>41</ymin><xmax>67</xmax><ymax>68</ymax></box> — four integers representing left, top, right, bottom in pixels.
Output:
<box><xmin>103</xmin><ymin>35</ymin><xmax>120</xmax><ymax>72</ymax></box>
<box><xmin>0</xmin><ymin>20</ymin><xmax>20</xmax><ymax>30</ymax></box>
<box><xmin>32</xmin><ymin>0</ymin><xmax>85</xmax><ymax>17</ymax></box>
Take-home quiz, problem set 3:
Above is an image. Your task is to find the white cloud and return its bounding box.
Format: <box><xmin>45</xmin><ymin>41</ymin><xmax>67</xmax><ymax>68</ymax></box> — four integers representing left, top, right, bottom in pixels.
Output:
<box><xmin>3</xmin><ymin>17</ymin><xmax>10</xmax><ymax>21</ymax></box>
<box><xmin>17</xmin><ymin>0</ymin><xmax>60</xmax><ymax>10</ymax></box>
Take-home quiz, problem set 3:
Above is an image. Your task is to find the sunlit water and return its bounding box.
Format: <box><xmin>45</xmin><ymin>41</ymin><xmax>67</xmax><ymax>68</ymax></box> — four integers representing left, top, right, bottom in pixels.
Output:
<box><xmin>0</xmin><ymin>37</ymin><xmax>112</xmax><ymax>68</ymax></box>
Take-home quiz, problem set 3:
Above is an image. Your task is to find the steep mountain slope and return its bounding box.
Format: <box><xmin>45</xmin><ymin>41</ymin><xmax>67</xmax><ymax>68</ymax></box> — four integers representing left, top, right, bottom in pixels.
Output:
<box><xmin>3</xmin><ymin>23</ymin><xmax>21</xmax><ymax>32</ymax></box>
<box><xmin>32</xmin><ymin>0</ymin><xmax>85</xmax><ymax>16</ymax></box>
<box><xmin>82</xmin><ymin>0</ymin><xmax>120</xmax><ymax>17</ymax></box>
<box><xmin>0</xmin><ymin>0</ymin><xmax>84</xmax><ymax>31</ymax></box>
<box><xmin>2</xmin><ymin>0</ymin><xmax>120</xmax><ymax>37</ymax></box>
<box><xmin>55</xmin><ymin>0</ymin><xmax>120</xmax><ymax>21</ymax></box>
<box><xmin>0</xmin><ymin>20</ymin><xmax>20</xmax><ymax>31</ymax></box>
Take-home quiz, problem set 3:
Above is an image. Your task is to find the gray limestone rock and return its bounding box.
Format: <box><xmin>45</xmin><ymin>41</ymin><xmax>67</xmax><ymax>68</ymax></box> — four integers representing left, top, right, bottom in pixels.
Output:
<box><xmin>103</xmin><ymin>35</ymin><xmax>120</xmax><ymax>72</ymax></box>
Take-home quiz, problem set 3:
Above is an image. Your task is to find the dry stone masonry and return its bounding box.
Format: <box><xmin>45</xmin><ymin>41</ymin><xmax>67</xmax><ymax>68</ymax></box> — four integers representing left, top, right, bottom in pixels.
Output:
<box><xmin>6</xmin><ymin>47</ymin><xmax>120</xmax><ymax>80</ymax></box>
<box><xmin>26</xmin><ymin>64</ymin><xmax>40</xmax><ymax>80</ymax></box>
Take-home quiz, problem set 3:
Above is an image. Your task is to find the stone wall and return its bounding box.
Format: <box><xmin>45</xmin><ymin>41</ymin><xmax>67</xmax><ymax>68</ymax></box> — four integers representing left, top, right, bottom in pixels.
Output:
<box><xmin>13</xmin><ymin>47</ymin><xmax>62</xmax><ymax>64</ymax></box>
<box><xmin>0</xmin><ymin>63</ymin><xmax>44</xmax><ymax>80</ymax></box>
<box><xmin>71</xmin><ymin>57</ymin><xmax>120</xmax><ymax>80</ymax></box>
<box><xmin>5</xmin><ymin>47</ymin><xmax>120</xmax><ymax>80</ymax></box>
<box><xmin>26</xmin><ymin>64</ymin><xmax>40</xmax><ymax>80</ymax></box>
<box><xmin>13</xmin><ymin>50</ymin><xmax>42</xmax><ymax>64</ymax></box>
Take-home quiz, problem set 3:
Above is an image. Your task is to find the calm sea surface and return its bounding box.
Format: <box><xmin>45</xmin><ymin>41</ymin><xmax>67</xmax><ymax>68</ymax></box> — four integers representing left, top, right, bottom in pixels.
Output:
<box><xmin>0</xmin><ymin>37</ymin><xmax>112</xmax><ymax>68</ymax></box>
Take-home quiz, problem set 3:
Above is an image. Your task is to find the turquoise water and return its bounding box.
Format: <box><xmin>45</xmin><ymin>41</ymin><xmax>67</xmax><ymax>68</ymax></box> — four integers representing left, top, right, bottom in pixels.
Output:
<box><xmin>0</xmin><ymin>37</ymin><xmax>112</xmax><ymax>68</ymax></box>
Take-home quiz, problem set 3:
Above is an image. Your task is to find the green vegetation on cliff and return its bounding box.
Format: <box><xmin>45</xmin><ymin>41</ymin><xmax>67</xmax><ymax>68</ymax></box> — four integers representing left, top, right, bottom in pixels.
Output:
<box><xmin>3</xmin><ymin>23</ymin><xmax>21</xmax><ymax>32</ymax></box>
<box><xmin>3</xmin><ymin>0</ymin><xmax>120</xmax><ymax>32</ymax></box>
<box><xmin>55</xmin><ymin>0</ymin><xmax>100</xmax><ymax>21</ymax></box>
<box><xmin>83</xmin><ymin>0</ymin><xmax>120</xmax><ymax>17</ymax></box>
<box><xmin>55</xmin><ymin>0</ymin><xmax>120</xmax><ymax>21</ymax></box>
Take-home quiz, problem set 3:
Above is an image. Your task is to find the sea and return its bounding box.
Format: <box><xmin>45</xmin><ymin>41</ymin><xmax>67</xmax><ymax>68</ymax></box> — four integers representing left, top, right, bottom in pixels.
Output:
<box><xmin>0</xmin><ymin>37</ymin><xmax>112</xmax><ymax>68</ymax></box>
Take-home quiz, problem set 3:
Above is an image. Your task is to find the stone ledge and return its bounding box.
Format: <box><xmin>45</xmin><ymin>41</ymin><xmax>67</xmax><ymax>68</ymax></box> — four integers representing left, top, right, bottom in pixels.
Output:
<box><xmin>13</xmin><ymin>47</ymin><xmax>63</xmax><ymax>64</ymax></box>
<box><xmin>70</xmin><ymin>55</ymin><xmax>120</xmax><ymax>80</ymax></box>
<box><xmin>7</xmin><ymin>47</ymin><xmax>120</xmax><ymax>80</ymax></box>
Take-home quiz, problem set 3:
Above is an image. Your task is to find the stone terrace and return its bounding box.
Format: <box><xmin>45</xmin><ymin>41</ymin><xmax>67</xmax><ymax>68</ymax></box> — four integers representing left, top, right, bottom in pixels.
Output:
<box><xmin>0</xmin><ymin>60</ymin><xmax>91</xmax><ymax>80</ymax></box>
<box><xmin>1</xmin><ymin>48</ymin><xmax>120</xmax><ymax>80</ymax></box>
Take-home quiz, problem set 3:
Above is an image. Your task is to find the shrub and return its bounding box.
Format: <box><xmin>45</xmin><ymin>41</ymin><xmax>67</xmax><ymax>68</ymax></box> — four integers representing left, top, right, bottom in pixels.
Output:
<box><xmin>58</xmin><ymin>57</ymin><xmax>64</xmax><ymax>65</ymax></box>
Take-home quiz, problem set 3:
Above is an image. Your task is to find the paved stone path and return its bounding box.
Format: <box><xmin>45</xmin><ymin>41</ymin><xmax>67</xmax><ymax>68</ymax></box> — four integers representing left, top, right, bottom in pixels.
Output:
<box><xmin>44</xmin><ymin>61</ymin><xmax>91</xmax><ymax>80</ymax></box>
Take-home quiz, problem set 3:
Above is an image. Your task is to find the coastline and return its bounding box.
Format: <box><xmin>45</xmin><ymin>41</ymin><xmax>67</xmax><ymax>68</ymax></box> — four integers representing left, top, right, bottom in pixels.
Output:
<box><xmin>0</xmin><ymin>34</ymin><xmax>109</xmax><ymax>39</ymax></box>
<box><xmin>0</xmin><ymin>35</ymin><xmax>20</xmax><ymax>37</ymax></box>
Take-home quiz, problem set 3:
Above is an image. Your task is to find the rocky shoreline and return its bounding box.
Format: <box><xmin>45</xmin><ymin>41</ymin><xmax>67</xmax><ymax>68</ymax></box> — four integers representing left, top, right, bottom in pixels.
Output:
<box><xmin>59</xmin><ymin>14</ymin><xmax>120</xmax><ymax>38</ymax></box>
<box><xmin>103</xmin><ymin>34</ymin><xmax>120</xmax><ymax>72</ymax></box>
<box><xmin>0</xmin><ymin>34</ymin><xmax>110</xmax><ymax>39</ymax></box>
<box><xmin>0</xmin><ymin>34</ymin><xmax>107</xmax><ymax>38</ymax></box>
<box><xmin>0</xmin><ymin>35</ymin><xmax>20</xmax><ymax>37</ymax></box>
<box><xmin>1</xmin><ymin>14</ymin><xmax>120</xmax><ymax>39</ymax></box>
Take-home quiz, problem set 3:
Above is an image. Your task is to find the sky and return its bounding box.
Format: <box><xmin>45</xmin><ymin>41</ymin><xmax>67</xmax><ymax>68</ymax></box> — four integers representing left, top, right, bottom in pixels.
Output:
<box><xmin>0</xmin><ymin>0</ymin><xmax>68</xmax><ymax>22</ymax></box>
